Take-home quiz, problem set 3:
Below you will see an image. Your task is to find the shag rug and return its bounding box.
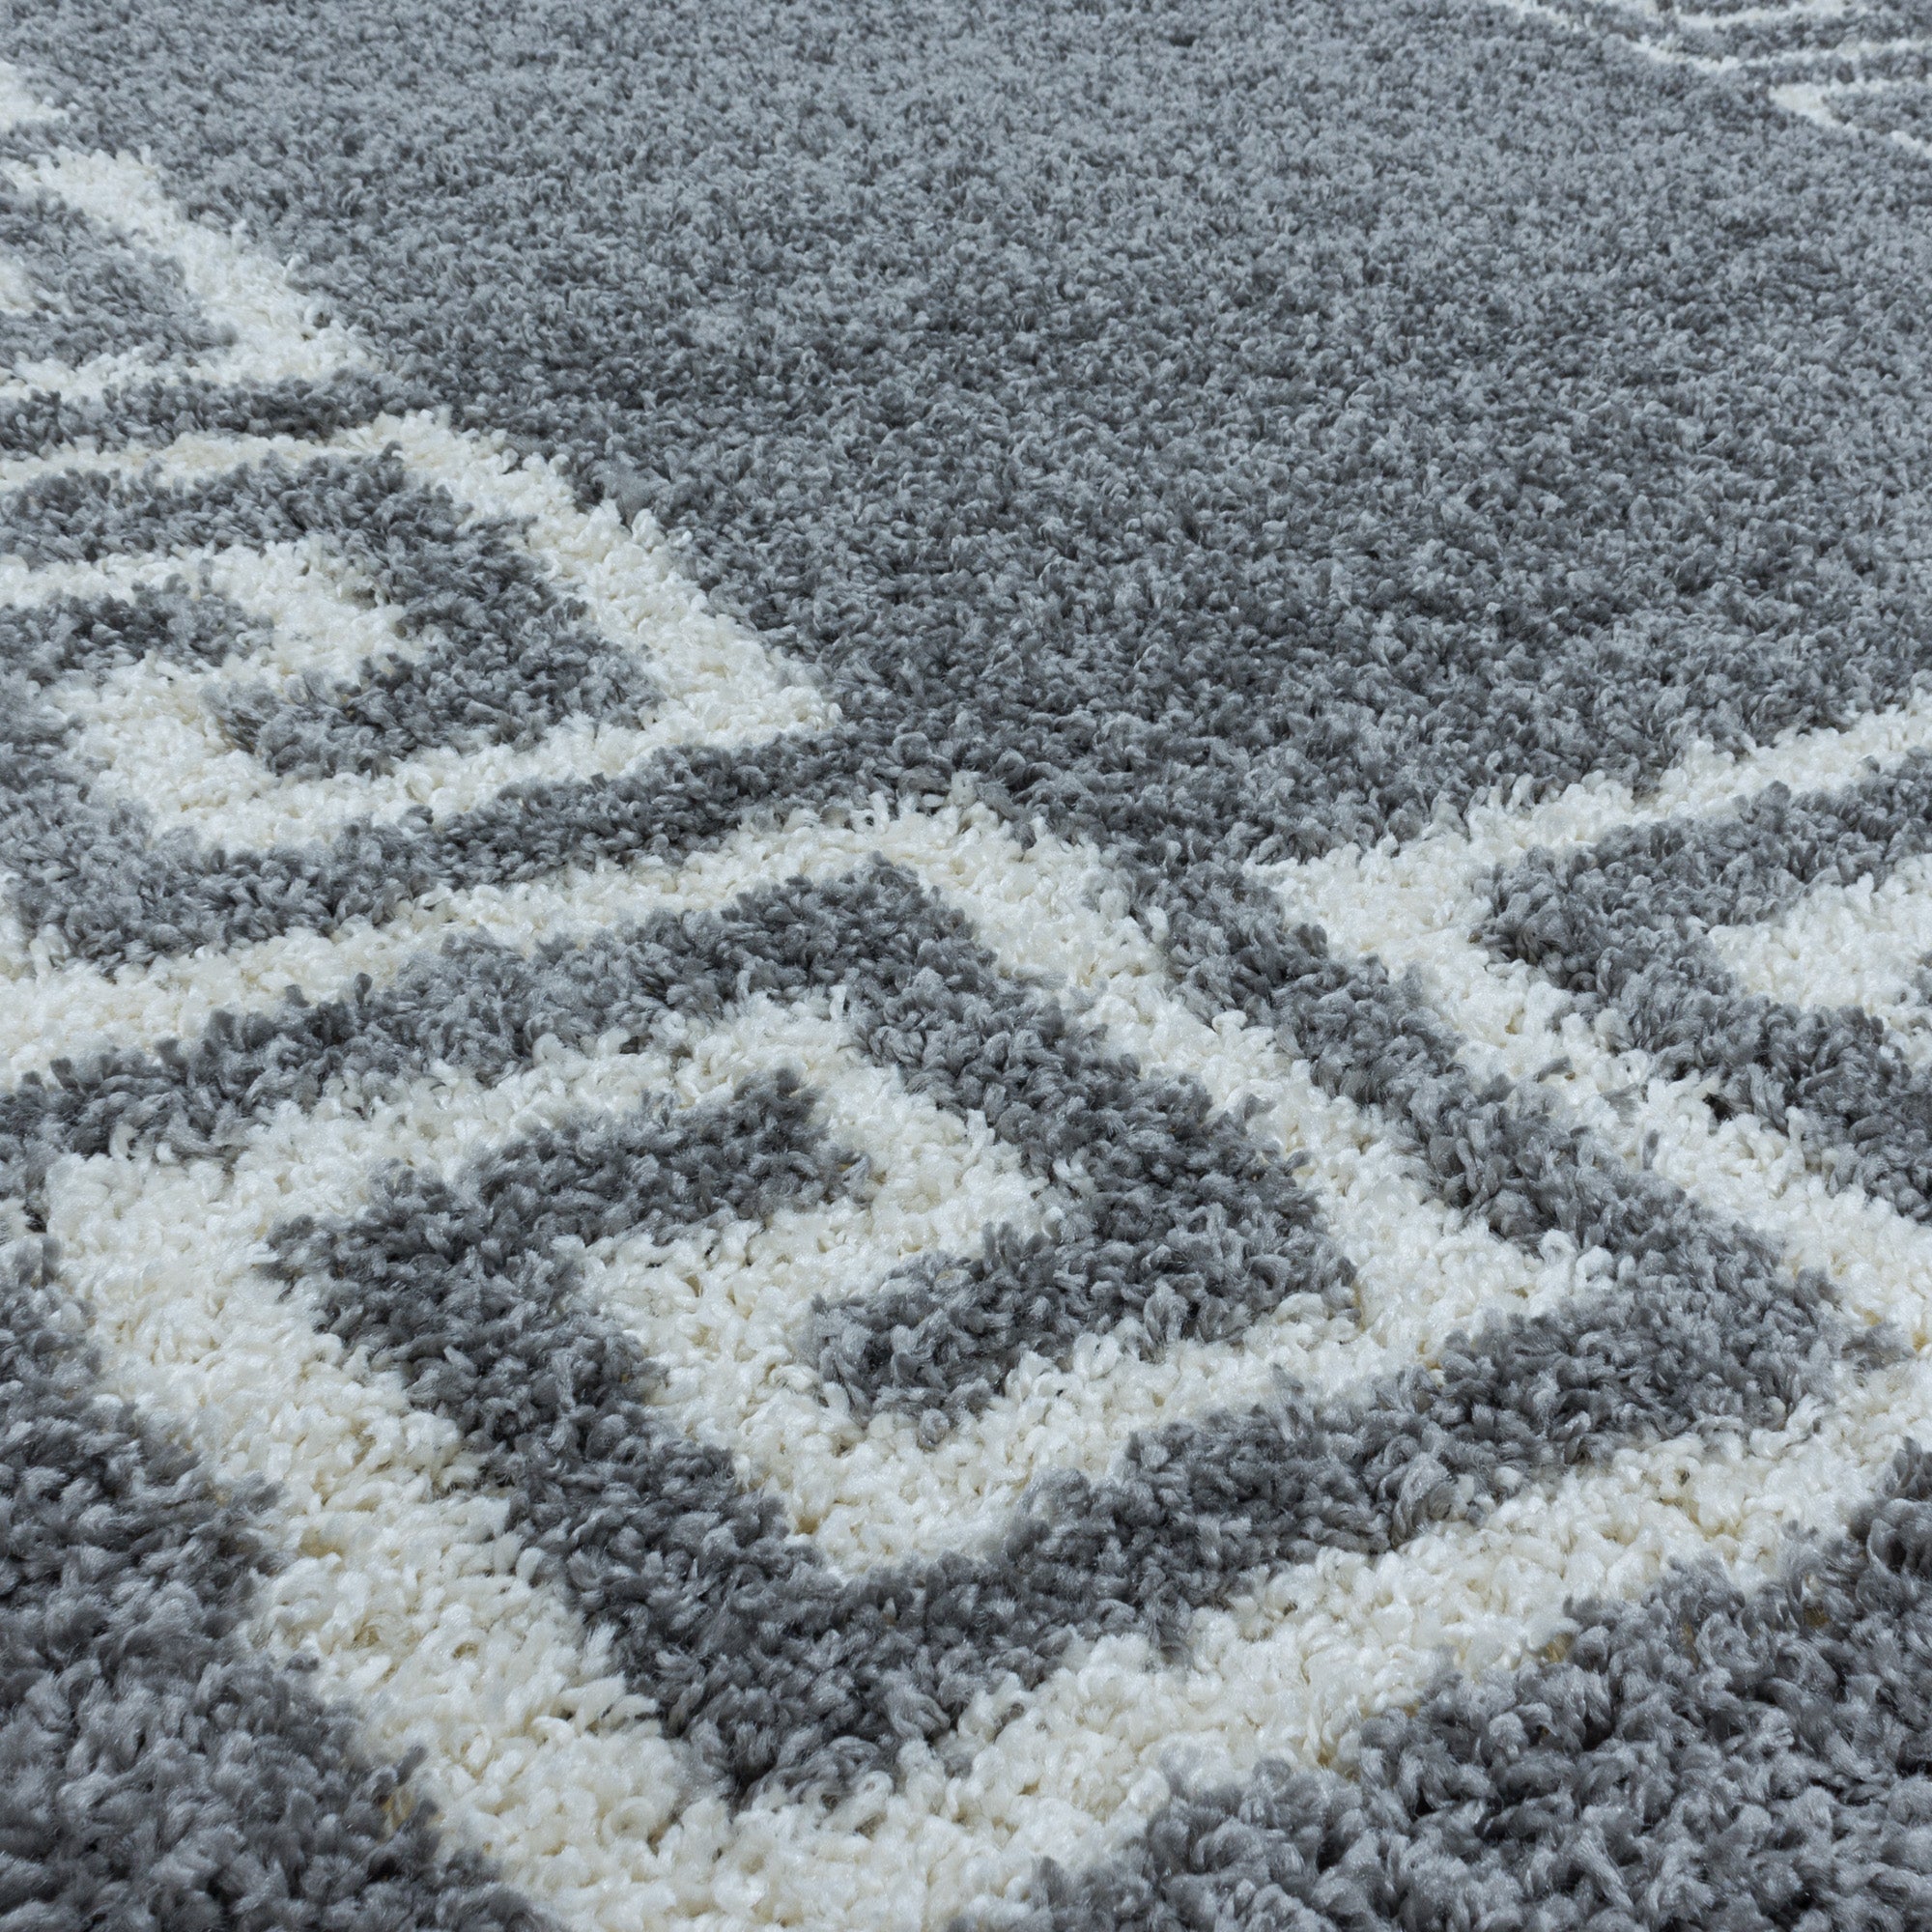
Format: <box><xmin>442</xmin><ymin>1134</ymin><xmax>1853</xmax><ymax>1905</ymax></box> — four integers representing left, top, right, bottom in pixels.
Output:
<box><xmin>10</xmin><ymin>4</ymin><xmax>1932</xmax><ymax>1927</ymax></box>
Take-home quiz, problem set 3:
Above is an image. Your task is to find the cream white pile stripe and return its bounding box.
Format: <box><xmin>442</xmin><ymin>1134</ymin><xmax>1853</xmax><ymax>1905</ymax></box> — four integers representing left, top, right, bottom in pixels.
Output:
<box><xmin>1479</xmin><ymin>0</ymin><xmax>1739</xmax><ymax>72</ymax></box>
<box><xmin>1482</xmin><ymin>0</ymin><xmax>1932</xmax><ymax>78</ymax></box>
<box><xmin>5</xmin><ymin>148</ymin><xmax>359</xmax><ymax>367</ymax></box>
<box><xmin>1601</xmin><ymin>1053</ymin><xmax>1932</xmax><ymax>1346</ymax></box>
<box><xmin>0</xmin><ymin>146</ymin><xmax>364</xmax><ymax>402</ymax></box>
<box><xmin>5</xmin><ymin>536</ymin><xmax>424</xmax><ymax>686</ymax></box>
<box><xmin>2</xmin><ymin>409</ymin><xmax>828</xmax><ymax>724</ymax></box>
<box><xmin>58</xmin><ymin>1112</ymin><xmax>1932</xmax><ymax>1932</ymax></box>
<box><xmin>1552</xmin><ymin>0</ymin><xmax>1867</xmax><ymax>27</ymax></box>
<box><xmin>1739</xmin><ymin>36</ymin><xmax>1932</xmax><ymax>69</ymax></box>
<box><xmin>1261</xmin><ymin>783</ymin><xmax>1932</xmax><ymax>1354</ymax></box>
<box><xmin>1485</xmin><ymin>0</ymin><xmax>1912</xmax><ymax>71</ymax></box>
<box><xmin>1680</xmin><ymin>1</ymin><xmax>1867</xmax><ymax>26</ymax></box>
<box><xmin>373</xmin><ymin>412</ymin><xmax>821</xmax><ymax>716</ymax></box>
<box><xmin>1480</xmin><ymin>0</ymin><xmax>1932</xmax><ymax>158</ymax></box>
<box><xmin>2</xmin><ymin>412</ymin><xmax>825</xmax><ymax>719</ymax></box>
<box><xmin>1710</xmin><ymin>850</ymin><xmax>1932</xmax><ymax>1063</ymax></box>
<box><xmin>0</xmin><ymin>806</ymin><xmax>997</xmax><ymax>1049</ymax></box>
<box><xmin>0</xmin><ymin>252</ymin><xmax>36</xmax><ymax>311</ymax></box>
<box><xmin>0</xmin><ymin>60</ymin><xmax>64</xmax><ymax>131</ymax></box>
<box><xmin>0</xmin><ymin>419</ymin><xmax>380</xmax><ymax>496</ymax></box>
<box><xmin>1256</xmin><ymin>683</ymin><xmax>1932</xmax><ymax>934</ymax></box>
<box><xmin>4</xmin><ymin>333</ymin><xmax>176</xmax><ymax>412</ymax></box>
<box><xmin>1771</xmin><ymin>76</ymin><xmax>1932</xmax><ymax>153</ymax></box>
<box><xmin>62</xmin><ymin>645</ymin><xmax>822</xmax><ymax>848</ymax></box>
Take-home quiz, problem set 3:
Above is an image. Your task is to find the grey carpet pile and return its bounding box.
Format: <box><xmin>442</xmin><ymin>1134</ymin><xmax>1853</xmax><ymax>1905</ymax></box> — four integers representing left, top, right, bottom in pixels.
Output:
<box><xmin>8</xmin><ymin>2</ymin><xmax>1932</xmax><ymax>1926</ymax></box>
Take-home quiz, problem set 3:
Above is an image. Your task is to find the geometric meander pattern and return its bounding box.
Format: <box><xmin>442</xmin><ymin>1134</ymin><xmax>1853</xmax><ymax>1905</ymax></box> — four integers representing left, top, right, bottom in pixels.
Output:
<box><xmin>11</xmin><ymin>43</ymin><xmax>1932</xmax><ymax>1932</ymax></box>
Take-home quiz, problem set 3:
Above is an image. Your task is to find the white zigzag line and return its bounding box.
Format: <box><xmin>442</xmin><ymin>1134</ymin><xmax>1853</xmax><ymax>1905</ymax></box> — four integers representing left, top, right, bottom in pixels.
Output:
<box><xmin>1711</xmin><ymin>851</ymin><xmax>1932</xmax><ymax>1067</ymax></box>
<box><xmin>1477</xmin><ymin>0</ymin><xmax>1932</xmax><ymax>156</ymax></box>
<box><xmin>18</xmin><ymin>537</ymin><xmax>441</xmax><ymax>684</ymax></box>
<box><xmin>1771</xmin><ymin>76</ymin><xmax>1932</xmax><ymax>156</ymax></box>
<box><xmin>0</xmin><ymin>145</ymin><xmax>365</xmax><ymax>403</ymax></box>
<box><xmin>0</xmin><ymin>411</ymin><xmax>821</xmax><ymax>718</ymax></box>
<box><xmin>1258</xmin><ymin>752</ymin><xmax>1932</xmax><ymax>1325</ymax></box>
<box><xmin>4</xmin><ymin>409</ymin><xmax>832</xmax><ymax>846</ymax></box>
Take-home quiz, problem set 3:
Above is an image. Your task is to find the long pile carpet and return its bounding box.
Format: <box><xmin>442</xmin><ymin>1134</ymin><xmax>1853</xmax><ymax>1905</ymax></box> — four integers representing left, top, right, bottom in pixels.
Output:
<box><xmin>8</xmin><ymin>4</ymin><xmax>1932</xmax><ymax>1927</ymax></box>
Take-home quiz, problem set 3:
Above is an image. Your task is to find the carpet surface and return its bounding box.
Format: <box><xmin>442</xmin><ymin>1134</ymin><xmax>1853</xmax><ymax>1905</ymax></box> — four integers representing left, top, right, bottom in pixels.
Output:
<box><xmin>7</xmin><ymin>3</ymin><xmax>1932</xmax><ymax>1926</ymax></box>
